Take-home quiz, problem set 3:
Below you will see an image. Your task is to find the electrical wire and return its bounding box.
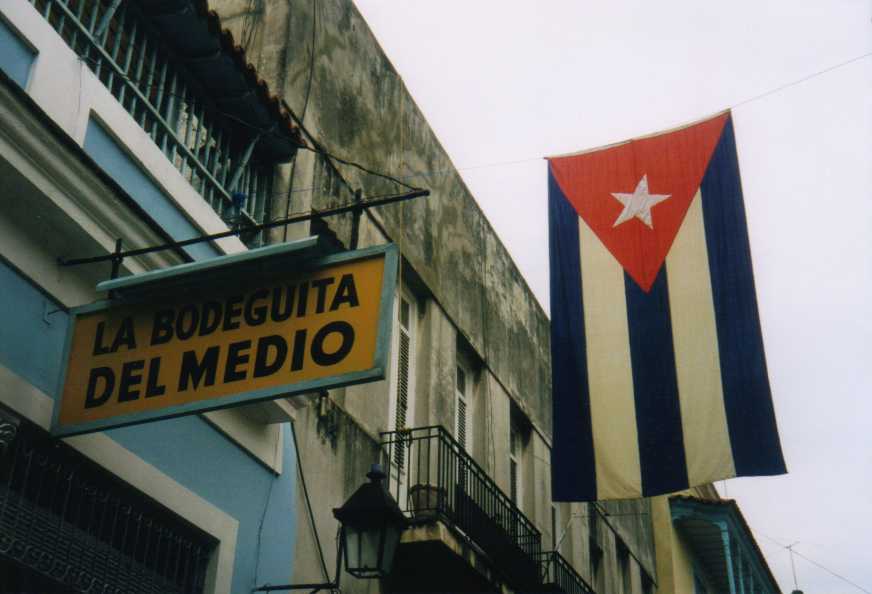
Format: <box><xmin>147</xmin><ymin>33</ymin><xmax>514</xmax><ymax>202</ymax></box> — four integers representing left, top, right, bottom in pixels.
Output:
<box><xmin>732</xmin><ymin>50</ymin><xmax>872</xmax><ymax>109</ymax></box>
<box><xmin>281</xmin><ymin>46</ymin><xmax>872</xmax><ymax>190</ymax></box>
<box><xmin>763</xmin><ymin>535</ymin><xmax>871</xmax><ymax>594</ymax></box>
<box><xmin>253</xmin><ymin>425</ymin><xmax>283</xmax><ymax>588</ymax></box>
<box><xmin>70</xmin><ymin>52</ymin><xmax>418</xmax><ymax>199</ymax></box>
<box><xmin>299</xmin><ymin>0</ymin><xmax>318</xmax><ymax>124</ymax></box>
<box><xmin>70</xmin><ymin>21</ymin><xmax>871</xmax><ymax>200</ymax></box>
<box><xmin>283</xmin><ymin>0</ymin><xmax>319</xmax><ymax>241</ymax></box>
<box><xmin>291</xmin><ymin>420</ymin><xmax>331</xmax><ymax>582</ymax></box>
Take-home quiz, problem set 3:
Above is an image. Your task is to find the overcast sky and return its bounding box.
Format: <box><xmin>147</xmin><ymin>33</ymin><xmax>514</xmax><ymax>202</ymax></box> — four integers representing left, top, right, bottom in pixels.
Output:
<box><xmin>354</xmin><ymin>1</ymin><xmax>872</xmax><ymax>591</ymax></box>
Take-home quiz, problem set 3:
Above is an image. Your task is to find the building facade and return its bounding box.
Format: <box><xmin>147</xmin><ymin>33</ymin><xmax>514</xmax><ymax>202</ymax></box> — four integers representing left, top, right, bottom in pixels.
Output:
<box><xmin>208</xmin><ymin>1</ymin><xmax>657</xmax><ymax>593</ymax></box>
<box><xmin>0</xmin><ymin>1</ymin><xmax>303</xmax><ymax>592</ymax></box>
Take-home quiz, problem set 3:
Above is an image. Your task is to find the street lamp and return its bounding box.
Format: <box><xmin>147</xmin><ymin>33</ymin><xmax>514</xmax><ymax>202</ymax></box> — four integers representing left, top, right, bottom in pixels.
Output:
<box><xmin>253</xmin><ymin>463</ymin><xmax>407</xmax><ymax>593</ymax></box>
<box><xmin>333</xmin><ymin>464</ymin><xmax>407</xmax><ymax>579</ymax></box>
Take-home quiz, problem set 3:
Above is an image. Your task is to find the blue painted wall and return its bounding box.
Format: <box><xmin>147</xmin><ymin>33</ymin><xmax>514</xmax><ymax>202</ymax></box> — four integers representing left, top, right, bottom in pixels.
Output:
<box><xmin>0</xmin><ymin>17</ymin><xmax>35</xmax><ymax>88</ymax></box>
<box><xmin>0</xmin><ymin>259</ymin><xmax>69</xmax><ymax>395</ymax></box>
<box><xmin>109</xmin><ymin>417</ymin><xmax>296</xmax><ymax>593</ymax></box>
<box><xmin>83</xmin><ymin>119</ymin><xmax>220</xmax><ymax>261</ymax></box>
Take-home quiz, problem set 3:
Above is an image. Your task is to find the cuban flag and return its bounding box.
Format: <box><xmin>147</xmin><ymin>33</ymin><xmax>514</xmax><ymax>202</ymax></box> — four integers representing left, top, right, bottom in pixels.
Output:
<box><xmin>548</xmin><ymin>111</ymin><xmax>786</xmax><ymax>501</ymax></box>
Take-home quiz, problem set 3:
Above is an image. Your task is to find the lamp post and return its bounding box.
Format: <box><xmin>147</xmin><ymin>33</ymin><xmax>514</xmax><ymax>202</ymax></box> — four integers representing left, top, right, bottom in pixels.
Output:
<box><xmin>253</xmin><ymin>463</ymin><xmax>407</xmax><ymax>593</ymax></box>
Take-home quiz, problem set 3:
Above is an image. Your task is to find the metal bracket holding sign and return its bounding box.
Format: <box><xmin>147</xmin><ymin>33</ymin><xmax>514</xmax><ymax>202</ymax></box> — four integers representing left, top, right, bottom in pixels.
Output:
<box><xmin>52</xmin><ymin>241</ymin><xmax>398</xmax><ymax>437</ymax></box>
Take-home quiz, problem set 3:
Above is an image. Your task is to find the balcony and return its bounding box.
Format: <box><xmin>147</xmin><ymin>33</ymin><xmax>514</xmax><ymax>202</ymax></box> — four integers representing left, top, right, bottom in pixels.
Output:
<box><xmin>26</xmin><ymin>0</ymin><xmax>303</xmax><ymax>246</ymax></box>
<box><xmin>538</xmin><ymin>550</ymin><xmax>596</xmax><ymax>594</ymax></box>
<box><xmin>380</xmin><ymin>425</ymin><xmax>542</xmax><ymax>591</ymax></box>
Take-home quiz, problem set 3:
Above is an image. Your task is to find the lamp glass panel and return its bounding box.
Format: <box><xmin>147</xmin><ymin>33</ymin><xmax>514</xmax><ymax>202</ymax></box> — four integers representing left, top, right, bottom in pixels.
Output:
<box><xmin>359</xmin><ymin>525</ymin><xmax>381</xmax><ymax>571</ymax></box>
<box><xmin>344</xmin><ymin>526</ymin><xmax>360</xmax><ymax>569</ymax></box>
<box><xmin>380</xmin><ymin>523</ymin><xmax>402</xmax><ymax>574</ymax></box>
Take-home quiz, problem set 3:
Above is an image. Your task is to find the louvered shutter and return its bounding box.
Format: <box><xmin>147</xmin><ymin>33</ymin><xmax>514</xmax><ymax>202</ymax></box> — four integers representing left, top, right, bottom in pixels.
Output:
<box><xmin>455</xmin><ymin>366</ymin><xmax>468</xmax><ymax>450</ymax></box>
<box><xmin>509</xmin><ymin>422</ymin><xmax>521</xmax><ymax>506</ymax></box>
<box><xmin>510</xmin><ymin>458</ymin><xmax>518</xmax><ymax>504</ymax></box>
<box><xmin>393</xmin><ymin>299</ymin><xmax>412</xmax><ymax>469</ymax></box>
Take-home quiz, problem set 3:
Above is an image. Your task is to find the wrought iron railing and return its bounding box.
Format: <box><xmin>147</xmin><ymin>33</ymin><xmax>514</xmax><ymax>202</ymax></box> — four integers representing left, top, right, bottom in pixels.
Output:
<box><xmin>0</xmin><ymin>421</ymin><xmax>215</xmax><ymax>593</ymax></box>
<box><xmin>380</xmin><ymin>425</ymin><xmax>542</xmax><ymax>589</ymax></box>
<box><xmin>28</xmin><ymin>0</ymin><xmax>273</xmax><ymax>244</ymax></box>
<box><xmin>538</xmin><ymin>550</ymin><xmax>596</xmax><ymax>594</ymax></box>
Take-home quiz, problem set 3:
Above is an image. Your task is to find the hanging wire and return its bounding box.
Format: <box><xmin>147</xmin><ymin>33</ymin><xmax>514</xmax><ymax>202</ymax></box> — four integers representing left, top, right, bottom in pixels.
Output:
<box><xmin>69</xmin><ymin>51</ymin><xmax>420</xmax><ymax>199</ymax></box>
<box><xmin>291</xmin><ymin>422</ymin><xmax>331</xmax><ymax>583</ymax></box>
<box><xmin>763</xmin><ymin>535</ymin><xmax>871</xmax><ymax>594</ymax></box>
<box><xmin>282</xmin><ymin>0</ymin><xmax>319</xmax><ymax>241</ymax></box>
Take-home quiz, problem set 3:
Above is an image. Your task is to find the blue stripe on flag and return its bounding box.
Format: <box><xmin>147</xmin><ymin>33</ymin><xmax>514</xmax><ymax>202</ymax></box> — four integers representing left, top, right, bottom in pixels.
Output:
<box><xmin>699</xmin><ymin>117</ymin><xmax>786</xmax><ymax>476</ymax></box>
<box><xmin>624</xmin><ymin>268</ymin><xmax>689</xmax><ymax>496</ymax></box>
<box><xmin>548</xmin><ymin>170</ymin><xmax>597</xmax><ymax>501</ymax></box>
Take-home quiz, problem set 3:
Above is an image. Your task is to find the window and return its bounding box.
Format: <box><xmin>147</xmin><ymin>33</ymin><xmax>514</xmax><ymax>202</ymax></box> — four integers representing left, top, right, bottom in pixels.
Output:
<box><xmin>508</xmin><ymin>404</ymin><xmax>532</xmax><ymax>511</ymax></box>
<box><xmin>617</xmin><ymin>540</ymin><xmax>631</xmax><ymax>594</ymax></box>
<box><xmin>455</xmin><ymin>364</ymin><xmax>471</xmax><ymax>451</ymax></box>
<box><xmin>642</xmin><ymin>570</ymin><xmax>655</xmax><ymax>594</ymax></box>
<box><xmin>590</xmin><ymin>545</ymin><xmax>604</xmax><ymax>592</ymax></box>
<box><xmin>390</xmin><ymin>294</ymin><xmax>416</xmax><ymax>469</ymax></box>
<box><xmin>509</xmin><ymin>422</ymin><xmax>523</xmax><ymax>507</ymax></box>
<box><xmin>551</xmin><ymin>504</ymin><xmax>560</xmax><ymax>550</ymax></box>
<box><xmin>0</xmin><ymin>421</ymin><xmax>215</xmax><ymax>593</ymax></box>
<box><xmin>589</xmin><ymin>506</ymin><xmax>604</xmax><ymax>590</ymax></box>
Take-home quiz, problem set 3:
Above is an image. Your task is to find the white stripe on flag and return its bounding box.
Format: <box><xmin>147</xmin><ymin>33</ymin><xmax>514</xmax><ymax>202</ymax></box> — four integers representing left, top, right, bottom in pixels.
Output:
<box><xmin>578</xmin><ymin>216</ymin><xmax>642</xmax><ymax>499</ymax></box>
<box><xmin>665</xmin><ymin>190</ymin><xmax>736</xmax><ymax>486</ymax></box>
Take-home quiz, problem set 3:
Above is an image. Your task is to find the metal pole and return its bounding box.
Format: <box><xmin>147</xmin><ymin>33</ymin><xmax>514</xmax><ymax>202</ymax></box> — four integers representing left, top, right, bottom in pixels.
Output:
<box><xmin>252</xmin><ymin>540</ymin><xmax>342</xmax><ymax>593</ymax></box>
<box><xmin>349</xmin><ymin>188</ymin><xmax>363</xmax><ymax>250</ymax></box>
<box><xmin>108</xmin><ymin>238</ymin><xmax>123</xmax><ymax>299</ymax></box>
<box><xmin>227</xmin><ymin>132</ymin><xmax>265</xmax><ymax>193</ymax></box>
<box><xmin>94</xmin><ymin>0</ymin><xmax>123</xmax><ymax>40</ymax></box>
<box><xmin>59</xmin><ymin>188</ymin><xmax>430</xmax><ymax>268</ymax></box>
<box><xmin>787</xmin><ymin>542</ymin><xmax>800</xmax><ymax>590</ymax></box>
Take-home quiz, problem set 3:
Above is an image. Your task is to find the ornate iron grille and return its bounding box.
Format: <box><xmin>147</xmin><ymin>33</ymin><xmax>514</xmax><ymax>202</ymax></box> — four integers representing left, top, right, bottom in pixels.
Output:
<box><xmin>0</xmin><ymin>420</ymin><xmax>215</xmax><ymax>593</ymax></box>
<box><xmin>27</xmin><ymin>0</ymin><xmax>274</xmax><ymax>245</ymax></box>
<box><xmin>381</xmin><ymin>425</ymin><xmax>542</xmax><ymax>589</ymax></box>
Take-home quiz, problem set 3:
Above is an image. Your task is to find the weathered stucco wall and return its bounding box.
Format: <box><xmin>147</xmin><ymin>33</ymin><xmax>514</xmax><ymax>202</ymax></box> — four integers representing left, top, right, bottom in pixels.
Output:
<box><xmin>208</xmin><ymin>3</ymin><xmax>658</xmax><ymax>593</ymax></box>
<box><xmin>211</xmin><ymin>0</ymin><xmax>552</xmax><ymax>439</ymax></box>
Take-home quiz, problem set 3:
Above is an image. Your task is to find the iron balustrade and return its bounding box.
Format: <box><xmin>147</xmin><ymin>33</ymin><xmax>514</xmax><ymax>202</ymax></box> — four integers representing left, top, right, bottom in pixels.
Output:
<box><xmin>0</xmin><ymin>421</ymin><xmax>215</xmax><ymax>593</ymax></box>
<box><xmin>380</xmin><ymin>425</ymin><xmax>542</xmax><ymax>589</ymax></box>
<box><xmin>28</xmin><ymin>0</ymin><xmax>273</xmax><ymax>245</ymax></box>
<box><xmin>538</xmin><ymin>550</ymin><xmax>596</xmax><ymax>594</ymax></box>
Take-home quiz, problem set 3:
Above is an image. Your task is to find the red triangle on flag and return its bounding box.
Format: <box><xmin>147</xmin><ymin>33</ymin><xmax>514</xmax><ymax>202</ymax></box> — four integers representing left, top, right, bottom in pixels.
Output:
<box><xmin>548</xmin><ymin>113</ymin><xmax>728</xmax><ymax>292</ymax></box>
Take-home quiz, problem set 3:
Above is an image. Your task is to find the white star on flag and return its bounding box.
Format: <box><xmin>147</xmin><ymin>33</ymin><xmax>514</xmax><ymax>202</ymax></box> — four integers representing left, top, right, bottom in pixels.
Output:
<box><xmin>611</xmin><ymin>175</ymin><xmax>671</xmax><ymax>229</ymax></box>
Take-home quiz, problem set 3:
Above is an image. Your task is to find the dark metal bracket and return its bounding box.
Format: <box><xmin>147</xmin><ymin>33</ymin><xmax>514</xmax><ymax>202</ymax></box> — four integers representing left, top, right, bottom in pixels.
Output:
<box><xmin>57</xmin><ymin>188</ymin><xmax>428</xmax><ymax>271</ymax></box>
<box><xmin>252</xmin><ymin>539</ymin><xmax>343</xmax><ymax>593</ymax></box>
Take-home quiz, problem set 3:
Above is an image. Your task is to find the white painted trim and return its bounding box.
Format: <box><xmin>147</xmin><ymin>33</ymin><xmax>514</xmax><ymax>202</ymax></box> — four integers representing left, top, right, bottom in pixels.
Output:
<box><xmin>0</xmin><ymin>82</ymin><xmax>181</xmax><ymax>288</ymax></box>
<box><xmin>0</xmin><ymin>361</ymin><xmax>54</xmax><ymax>429</ymax></box>
<box><xmin>204</xmin><ymin>408</ymin><xmax>283</xmax><ymax>474</ymax></box>
<box><xmin>0</xmin><ymin>363</ymin><xmax>238</xmax><ymax>594</ymax></box>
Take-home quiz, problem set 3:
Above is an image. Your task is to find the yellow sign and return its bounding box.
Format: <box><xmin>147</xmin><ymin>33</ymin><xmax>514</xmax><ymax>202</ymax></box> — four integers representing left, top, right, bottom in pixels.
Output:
<box><xmin>54</xmin><ymin>246</ymin><xmax>396</xmax><ymax>436</ymax></box>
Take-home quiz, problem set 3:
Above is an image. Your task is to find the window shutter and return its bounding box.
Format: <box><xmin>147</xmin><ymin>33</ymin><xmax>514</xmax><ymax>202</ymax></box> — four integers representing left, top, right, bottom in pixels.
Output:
<box><xmin>509</xmin><ymin>422</ymin><xmax>521</xmax><ymax>506</ymax></box>
<box><xmin>393</xmin><ymin>299</ymin><xmax>412</xmax><ymax>468</ymax></box>
<box><xmin>455</xmin><ymin>366</ymin><xmax>468</xmax><ymax>450</ymax></box>
<box><xmin>551</xmin><ymin>505</ymin><xmax>558</xmax><ymax>550</ymax></box>
<box><xmin>457</xmin><ymin>397</ymin><xmax>467</xmax><ymax>449</ymax></box>
<box><xmin>510</xmin><ymin>458</ymin><xmax>518</xmax><ymax>504</ymax></box>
